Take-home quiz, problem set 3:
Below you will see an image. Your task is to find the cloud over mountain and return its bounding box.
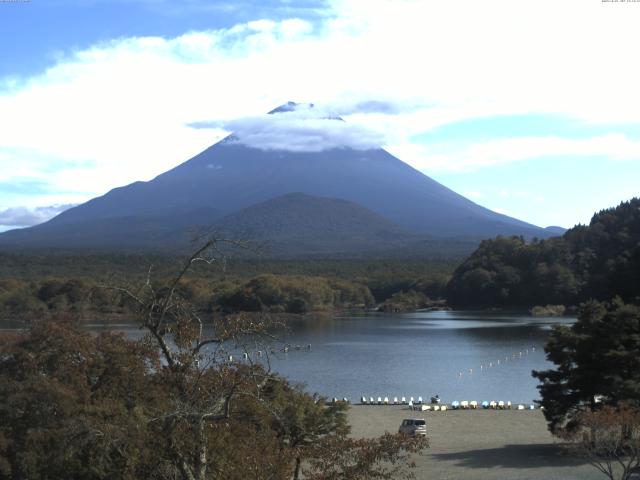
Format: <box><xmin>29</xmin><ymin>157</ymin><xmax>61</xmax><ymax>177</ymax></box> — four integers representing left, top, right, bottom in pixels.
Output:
<box><xmin>0</xmin><ymin>204</ymin><xmax>76</xmax><ymax>228</ymax></box>
<box><xmin>1</xmin><ymin>0</ymin><xmax>639</xmax><ymax>228</ymax></box>
<box><xmin>191</xmin><ymin>104</ymin><xmax>388</xmax><ymax>152</ymax></box>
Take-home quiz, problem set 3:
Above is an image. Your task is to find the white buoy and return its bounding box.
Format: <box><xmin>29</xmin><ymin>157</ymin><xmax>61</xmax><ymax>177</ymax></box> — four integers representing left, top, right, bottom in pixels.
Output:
<box><xmin>469</xmin><ymin>368</ymin><xmax>473</xmax><ymax>374</ymax></box>
<box><xmin>401</xmin><ymin>397</ymin><xmax>407</xmax><ymax>404</ymax></box>
<box><xmin>461</xmin><ymin>400</ymin><xmax>469</xmax><ymax>409</ymax></box>
<box><xmin>361</xmin><ymin>396</ymin><xmax>367</xmax><ymax>404</ymax></box>
<box><xmin>370</xmin><ymin>397</ymin><xmax>375</xmax><ymax>404</ymax></box>
<box><xmin>243</xmin><ymin>352</ymin><xmax>248</xmax><ymax>360</ymax></box>
<box><xmin>490</xmin><ymin>401</ymin><xmax>497</xmax><ymax>409</ymax></box>
<box><xmin>470</xmin><ymin>400</ymin><xmax>478</xmax><ymax>409</ymax></box>
<box><xmin>517</xmin><ymin>404</ymin><xmax>525</xmax><ymax>410</ymax></box>
<box><xmin>410</xmin><ymin>397</ymin><xmax>415</xmax><ymax>404</ymax></box>
<box><xmin>433</xmin><ymin>405</ymin><xmax>440</xmax><ymax>411</ymax></box>
<box><xmin>257</xmin><ymin>350</ymin><xmax>262</xmax><ymax>357</ymax></box>
<box><xmin>377</xmin><ymin>396</ymin><xmax>382</xmax><ymax>405</ymax></box>
<box><xmin>384</xmin><ymin>397</ymin><xmax>389</xmax><ymax>405</ymax></box>
<box><xmin>393</xmin><ymin>397</ymin><xmax>399</xmax><ymax>404</ymax></box>
<box><xmin>507</xmin><ymin>401</ymin><xmax>512</xmax><ymax>409</ymax></box>
<box><xmin>498</xmin><ymin>401</ymin><xmax>505</xmax><ymax>409</ymax></box>
<box><xmin>228</xmin><ymin>355</ymin><xmax>233</xmax><ymax>362</ymax></box>
<box><xmin>417</xmin><ymin>396</ymin><xmax>423</xmax><ymax>404</ymax></box>
<box><xmin>440</xmin><ymin>405</ymin><xmax>447</xmax><ymax>411</ymax></box>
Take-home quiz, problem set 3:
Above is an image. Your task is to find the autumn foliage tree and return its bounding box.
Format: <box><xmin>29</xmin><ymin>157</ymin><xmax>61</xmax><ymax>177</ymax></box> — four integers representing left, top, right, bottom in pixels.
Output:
<box><xmin>560</xmin><ymin>404</ymin><xmax>640</xmax><ymax>480</ymax></box>
<box><xmin>0</xmin><ymin>317</ymin><xmax>161</xmax><ymax>479</ymax></box>
<box><xmin>0</xmin><ymin>238</ymin><xmax>427</xmax><ymax>479</ymax></box>
<box><xmin>305</xmin><ymin>433</ymin><xmax>427</xmax><ymax>480</ymax></box>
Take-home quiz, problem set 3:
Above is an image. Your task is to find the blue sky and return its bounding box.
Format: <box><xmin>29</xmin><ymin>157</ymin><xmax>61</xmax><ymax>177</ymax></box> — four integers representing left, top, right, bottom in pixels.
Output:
<box><xmin>1</xmin><ymin>0</ymin><xmax>639</xmax><ymax>231</ymax></box>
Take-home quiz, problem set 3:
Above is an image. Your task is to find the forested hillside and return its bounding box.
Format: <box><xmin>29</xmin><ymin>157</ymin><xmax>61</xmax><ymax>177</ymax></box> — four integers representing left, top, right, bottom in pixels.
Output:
<box><xmin>447</xmin><ymin>198</ymin><xmax>640</xmax><ymax>308</ymax></box>
<box><xmin>0</xmin><ymin>256</ymin><xmax>453</xmax><ymax>319</ymax></box>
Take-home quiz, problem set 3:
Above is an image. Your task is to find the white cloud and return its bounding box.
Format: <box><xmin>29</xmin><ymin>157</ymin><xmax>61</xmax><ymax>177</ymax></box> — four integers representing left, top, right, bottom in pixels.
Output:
<box><xmin>389</xmin><ymin>134</ymin><xmax>640</xmax><ymax>172</ymax></box>
<box><xmin>0</xmin><ymin>204</ymin><xmax>76</xmax><ymax>228</ymax></box>
<box><xmin>0</xmin><ymin>0</ymin><xmax>639</xmax><ymax>211</ymax></box>
<box><xmin>492</xmin><ymin>207</ymin><xmax>512</xmax><ymax>217</ymax></box>
<box><xmin>464</xmin><ymin>191</ymin><xmax>483</xmax><ymax>200</ymax></box>
<box><xmin>215</xmin><ymin>105</ymin><xmax>388</xmax><ymax>151</ymax></box>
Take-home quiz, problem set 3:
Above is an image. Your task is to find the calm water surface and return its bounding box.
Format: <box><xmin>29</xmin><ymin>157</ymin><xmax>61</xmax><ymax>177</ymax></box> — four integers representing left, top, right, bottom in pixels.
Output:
<box><xmin>267</xmin><ymin>310</ymin><xmax>573</xmax><ymax>404</ymax></box>
<box><xmin>4</xmin><ymin>311</ymin><xmax>574</xmax><ymax>404</ymax></box>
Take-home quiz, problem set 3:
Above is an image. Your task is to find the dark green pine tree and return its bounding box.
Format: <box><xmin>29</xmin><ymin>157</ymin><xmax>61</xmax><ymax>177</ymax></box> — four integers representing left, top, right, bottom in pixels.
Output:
<box><xmin>533</xmin><ymin>300</ymin><xmax>640</xmax><ymax>432</ymax></box>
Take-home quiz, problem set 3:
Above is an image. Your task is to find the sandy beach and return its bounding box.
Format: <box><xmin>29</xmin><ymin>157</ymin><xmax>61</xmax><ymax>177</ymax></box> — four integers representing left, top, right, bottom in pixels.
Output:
<box><xmin>347</xmin><ymin>405</ymin><xmax>604</xmax><ymax>480</ymax></box>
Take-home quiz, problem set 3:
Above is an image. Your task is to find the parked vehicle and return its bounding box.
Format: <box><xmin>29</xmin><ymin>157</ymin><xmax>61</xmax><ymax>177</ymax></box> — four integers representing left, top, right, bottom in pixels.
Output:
<box><xmin>398</xmin><ymin>418</ymin><xmax>427</xmax><ymax>436</ymax></box>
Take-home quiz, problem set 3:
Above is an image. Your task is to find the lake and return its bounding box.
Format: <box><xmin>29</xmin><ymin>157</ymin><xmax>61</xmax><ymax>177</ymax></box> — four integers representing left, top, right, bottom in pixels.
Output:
<box><xmin>266</xmin><ymin>310</ymin><xmax>573</xmax><ymax>404</ymax></box>
<box><xmin>3</xmin><ymin>310</ymin><xmax>573</xmax><ymax>405</ymax></box>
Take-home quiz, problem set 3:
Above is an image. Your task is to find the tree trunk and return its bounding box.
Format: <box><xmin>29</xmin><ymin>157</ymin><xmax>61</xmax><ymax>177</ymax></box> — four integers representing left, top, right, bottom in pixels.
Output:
<box><xmin>293</xmin><ymin>456</ymin><xmax>301</xmax><ymax>480</ymax></box>
<box><xmin>196</xmin><ymin>416</ymin><xmax>208</xmax><ymax>480</ymax></box>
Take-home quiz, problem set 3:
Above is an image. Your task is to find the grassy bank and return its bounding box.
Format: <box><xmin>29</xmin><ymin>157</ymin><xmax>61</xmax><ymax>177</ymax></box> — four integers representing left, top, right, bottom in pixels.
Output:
<box><xmin>347</xmin><ymin>406</ymin><xmax>604</xmax><ymax>480</ymax></box>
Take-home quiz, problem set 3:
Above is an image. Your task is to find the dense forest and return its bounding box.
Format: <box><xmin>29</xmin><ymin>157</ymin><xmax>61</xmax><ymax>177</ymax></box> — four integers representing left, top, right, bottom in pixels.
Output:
<box><xmin>0</xmin><ymin>255</ymin><xmax>454</xmax><ymax>320</ymax></box>
<box><xmin>2</xmin><ymin>198</ymin><xmax>638</xmax><ymax>317</ymax></box>
<box><xmin>447</xmin><ymin>198</ymin><xmax>640</xmax><ymax>308</ymax></box>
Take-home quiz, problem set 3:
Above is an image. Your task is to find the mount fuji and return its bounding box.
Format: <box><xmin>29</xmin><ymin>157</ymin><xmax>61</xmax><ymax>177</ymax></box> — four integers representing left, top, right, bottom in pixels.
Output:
<box><xmin>0</xmin><ymin>103</ymin><xmax>554</xmax><ymax>256</ymax></box>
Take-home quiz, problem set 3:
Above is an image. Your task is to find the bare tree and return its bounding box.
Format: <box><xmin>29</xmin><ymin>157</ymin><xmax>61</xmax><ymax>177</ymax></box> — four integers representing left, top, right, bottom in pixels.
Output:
<box><xmin>112</xmin><ymin>237</ymin><xmax>280</xmax><ymax>480</ymax></box>
<box><xmin>104</xmin><ymin>236</ymin><xmax>428</xmax><ymax>480</ymax></box>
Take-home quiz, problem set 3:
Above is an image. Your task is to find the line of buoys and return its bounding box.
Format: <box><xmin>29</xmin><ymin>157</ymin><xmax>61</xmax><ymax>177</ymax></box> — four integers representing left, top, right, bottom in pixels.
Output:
<box><xmin>456</xmin><ymin>345</ymin><xmax>538</xmax><ymax>379</ymax></box>
<box><xmin>282</xmin><ymin>344</ymin><xmax>313</xmax><ymax>353</ymax></box>
<box><xmin>231</xmin><ymin>346</ymin><xmax>306</xmax><ymax>361</ymax></box>
<box><xmin>230</xmin><ymin>344</ymin><xmax>313</xmax><ymax>360</ymax></box>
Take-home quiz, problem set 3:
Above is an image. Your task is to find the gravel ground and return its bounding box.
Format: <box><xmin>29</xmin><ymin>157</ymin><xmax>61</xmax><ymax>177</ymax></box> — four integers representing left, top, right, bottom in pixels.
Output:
<box><xmin>347</xmin><ymin>405</ymin><xmax>605</xmax><ymax>480</ymax></box>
